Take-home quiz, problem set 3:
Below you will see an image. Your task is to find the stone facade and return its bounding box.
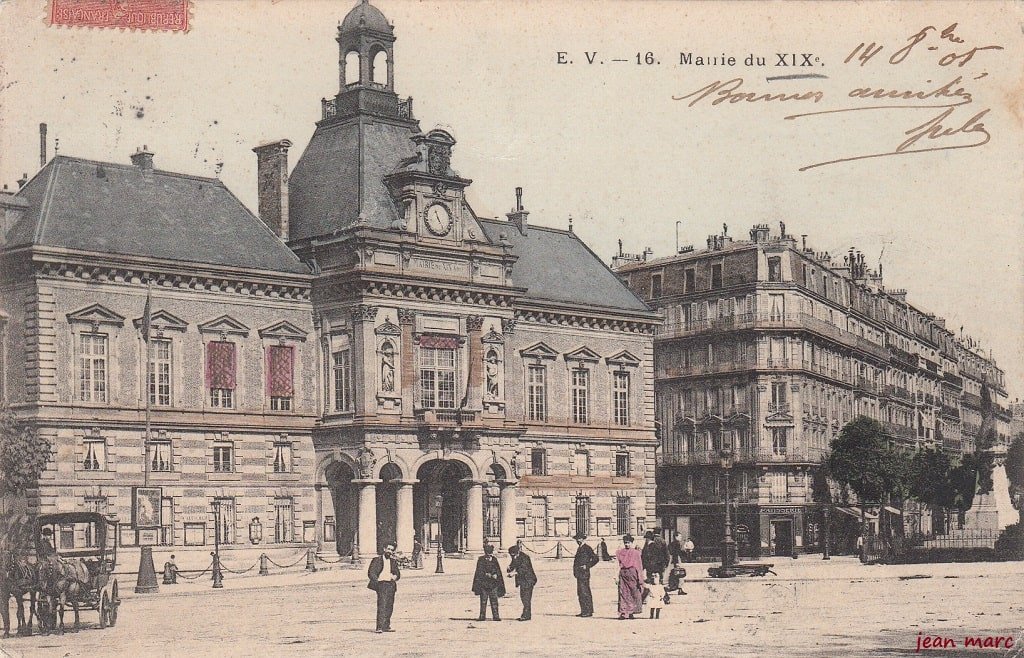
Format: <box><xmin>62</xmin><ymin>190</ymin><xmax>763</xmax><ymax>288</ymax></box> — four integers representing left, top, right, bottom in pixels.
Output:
<box><xmin>615</xmin><ymin>223</ymin><xmax>1010</xmax><ymax>557</ymax></box>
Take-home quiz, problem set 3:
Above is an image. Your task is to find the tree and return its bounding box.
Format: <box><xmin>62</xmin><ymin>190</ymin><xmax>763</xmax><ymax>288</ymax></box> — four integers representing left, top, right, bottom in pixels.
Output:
<box><xmin>827</xmin><ymin>417</ymin><xmax>892</xmax><ymax>504</ymax></box>
<box><xmin>1005</xmin><ymin>433</ymin><xmax>1024</xmax><ymax>497</ymax></box>
<box><xmin>0</xmin><ymin>406</ymin><xmax>52</xmax><ymax>498</ymax></box>
<box><xmin>909</xmin><ymin>448</ymin><xmax>953</xmax><ymax>509</ymax></box>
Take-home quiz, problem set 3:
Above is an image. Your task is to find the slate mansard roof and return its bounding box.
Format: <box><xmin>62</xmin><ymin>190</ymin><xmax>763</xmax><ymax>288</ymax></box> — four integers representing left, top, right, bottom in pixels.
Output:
<box><xmin>5</xmin><ymin>156</ymin><xmax>309</xmax><ymax>275</ymax></box>
<box><xmin>479</xmin><ymin>219</ymin><xmax>650</xmax><ymax>314</ymax></box>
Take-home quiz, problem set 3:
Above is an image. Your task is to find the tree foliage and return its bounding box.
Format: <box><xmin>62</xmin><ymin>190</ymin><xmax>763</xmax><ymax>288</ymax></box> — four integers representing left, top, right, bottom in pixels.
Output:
<box><xmin>909</xmin><ymin>448</ymin><xmax>953</xmax><ymax>508</ymax></box>
<box><xmin>0</xmin><ymin>406</ymin><xmax>52</xmax><ymax>496</ymax></box>
<box><xmin>1006</xmin><ymin>433</ymin><xmax>1024</xmax><ymax>493</ymax></box>
<box><xmin>827</xmin><ymin>416</ymin><xmax>907</xmax><ymax>504</ymax></box>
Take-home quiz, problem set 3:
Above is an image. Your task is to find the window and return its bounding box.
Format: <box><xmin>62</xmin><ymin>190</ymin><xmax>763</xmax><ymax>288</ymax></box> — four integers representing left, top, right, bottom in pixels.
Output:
<box><xmin>684</xmin><ymin>268</ymin><xmax>695</xmax><ymax>293</ymax></box>
<box><xmin>597</xmin><ymin>517</ymin><xmax>612</xmax><ymax>537</ymax></box>
<box><xmin>770</xmin><ymin>473</ymin><xmax>788</xmax><ymax>501</ymax></box>
<box><xmin>83</xmin><ymin>438</ymin><xmax>106</xmax><ymax>471</ymax></box>
<box><xmin>59</xmin><ymin>524</ymin><xmax>75</xmax><ymax>550</ymax></box>
<box><xmin>530</xmin><ymin>496</ymin><xmax>547</xmax><ymax>536</ymax></box>
<box><xmin>213</xmin><ymin>441</ymin><xmax>234</xmax><ymax>473</ymax></box>
<box><xmin>772</xmin><ymin>427</ymin><xmax>788</xmax><ymax>456</ymax></box>
<box><xmin>573</xmin><ymin>450</ymin><xmax>590</xmax><ymax>476</ymax></box>
<box><xmin>771</xmin><ymin>381</ymin><xmax>788</xmax><ymax>408</ymax></box>
<box><xmin>420</xmin><ymin>347</ymin><xmax>457</xmax><ymax>409</ymax></box>
<box><xmin>615</xmin><ymin>495</ymin><xmax>631</xmax><ymax>535</ymax></box>
<box><xmin>527</xmin><ymin>365</ymin><xmax>547</xmax><ymax>421</ymax></box>
<box><xmin>267</xmin><ymin>345</ymin><xmax>294</xmax><ymax>411</ymax></box>
<box><xmin>160</xmin><ymin>497</ymin><xmax>174</xmax><ymax>545</ymax></box>
<box><xmin>615</xmin><ymin>452</ymin><xmax>630</xmax><ymax>477</ymax></box>
<box><xmin>333</xmin><ymin>350</ymin><xmax>352</xmax><ymax>412</ymax></box>
<box><xmin>530</xmin><ymin>447</ymin><xmax>547</xmax><ymax>476</ymax></box>
<box><xmin>768</xmin><ymin>256</ymin><xmax>782</xmax><ymax>282</ymax></box>
<box><xmin>274</xmin><ymin>497</ymin><xmax>294</xmax><ymax>543</ymax></box>
<box><xmin>148</xmin><ymin>338</ymin><xmax>172</xmax><ymax>406</ymax></box>
<box><xmin>149</xmin><ymin>439</ymin><xmax>172</xmax><ymax>472</ymax></box>
<box><xmin>613</xmin><ymin>371</ymin><xmax>630</xmax><ymax>426</ymax></box>
<box><xmin>184</xmin><ymin>522</ymin><xmax>206</xmax><ymax>546</ymax></box>
<box><xmin>85</xmin><ymin>497</ymin><xmax>107</xmax><ymax>546</ymax></box>
<box><xmin>206</xmin><ymin>341</ymin><xmax>236</xmax><ymax>408</ymax></box>
<box><xmin>650</xmin><ymin>274</ymin><xmax>662</xmax><ymax>299</ymax></box>
<box><xmin>711</xmin><ymin>263</ymin><xmax>723</xmax><ymax>289</ymax></box>
<box><xmin>272</xmin><ymin>442</ymin><xmax>293</xmax><ymax>473</ymax></box>
<box><xmin>213</xmin><ymin>498</ymin><xmax>235</xmax><ymax>545</ymax></box>
<box><xmin>571</xmin><ymin>368</ymin><xmax>589</xmax><ymax>424</ymax></box>
<box><xmin>485</xmin><ymin>495</ymin><xmax>501</xmax><ymax>537</ymax></box>
<box><xmin>575</xmin><ymin>496</ymin><xmax>591</xmax><ymax>539</ymax></box>
<box><xmin>78</xmin><ymin>334</ymin><xmax>108</xmax><ymax>402</ymax></box>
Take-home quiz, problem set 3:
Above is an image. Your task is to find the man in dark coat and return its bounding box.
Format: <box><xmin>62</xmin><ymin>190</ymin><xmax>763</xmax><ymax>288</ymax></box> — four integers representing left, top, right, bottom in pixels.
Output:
<box><xmin>367</xmin><ymin>542</ymin><xmax>401</xmax><ymax>633</ymax></box>
<box><xmin>471</xmin><ymin>544</ymin><xmax>505</xmax><ymax>621</ymax></box>
<box><xmin>668</xmin><ymin>532</ymin><xmax>683</xmax><ymax>566</ymax></box>
<box><xmin>507</xmin><ymin>544</ymin><xmax>537</xmax><ymax>621</ymax></box>
<box><xmin>572</xmin><ymin>533</ymin><xmax>599</xmax><ymax>617</ymax></box>
<box><xmin>640</xmin><ymin>530</ymin><xmax>656</xmax><ymax>578</ymax></box>
<box><xmin>649</xmin><ymin>530</ymin><xmax>671</xmax><ymax>582</ymax></box>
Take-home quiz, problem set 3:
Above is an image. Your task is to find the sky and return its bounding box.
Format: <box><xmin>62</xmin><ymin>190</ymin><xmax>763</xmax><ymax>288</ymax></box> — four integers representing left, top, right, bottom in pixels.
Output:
<box><xmin>1</xmin><ymin>0</ymin><xmax>1021</xmax><ymax>396</ymax></box>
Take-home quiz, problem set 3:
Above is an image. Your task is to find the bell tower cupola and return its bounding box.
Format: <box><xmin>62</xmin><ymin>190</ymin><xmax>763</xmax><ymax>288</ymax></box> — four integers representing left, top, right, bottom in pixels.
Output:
<box><xmin>323</xmin><ymin>0</ymin><xmax>414</xmax><ymax>124</ymax></box>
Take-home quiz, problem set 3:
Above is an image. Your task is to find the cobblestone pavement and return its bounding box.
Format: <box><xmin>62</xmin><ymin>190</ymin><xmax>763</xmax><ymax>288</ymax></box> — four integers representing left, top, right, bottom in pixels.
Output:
<box><xmin>1</xmin><ymin>557</ymin><xmax>1022</xmax><ymax>658</ymax></box>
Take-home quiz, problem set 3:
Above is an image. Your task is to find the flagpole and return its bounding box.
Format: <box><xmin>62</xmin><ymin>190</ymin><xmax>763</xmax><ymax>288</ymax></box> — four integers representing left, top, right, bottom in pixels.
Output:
<box><xmin>135</xmin><ymin>280</ymin><xmax>159</xmax><ymax>594</ymax></box>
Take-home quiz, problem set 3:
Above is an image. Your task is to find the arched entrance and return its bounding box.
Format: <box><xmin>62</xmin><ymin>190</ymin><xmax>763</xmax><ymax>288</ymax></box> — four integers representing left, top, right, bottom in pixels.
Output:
<box><xmin>325</xmin><ymin>461</ymin><xmax>358</xmax><ymax>555</ymax></box>
<box><xmin>415</xmin><ymin>459</ymin><xmax>472</xmax><ymax>553</ymax></box>
<box><xmin>376</xmin><ymin>463</ymin><xmax>402</xmax><ymax>554</ymax></box>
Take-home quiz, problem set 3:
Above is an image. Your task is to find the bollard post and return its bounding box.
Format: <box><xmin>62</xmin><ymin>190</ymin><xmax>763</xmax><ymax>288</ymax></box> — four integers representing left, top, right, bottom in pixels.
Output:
<box><xmin>259</xmin><ymin>553</ymin><xmax>269</xmax><ymax>576</ymax></box>
<box><xmin>555</xmin><ymin>542</ymin><xmax>563</xmax><ymax>559</ymax></box>
<box><xmin>351</xmin><ymin>541</ymin><xmax>360</xmax><ymax>564</ymax></box>
<box><xmin>212</xmin><ymin>551</ymin><xmax>224</xmax><ymax>589</ymax></box>
<box><xmin>306</xmin><ymin>547</ymin><xmax>318</xmax><ymax>572</ymax></box>
<box><xmin>134</xmin><ymin>545</ymin><xmax>159</xmax><ymax>593</ymax></box>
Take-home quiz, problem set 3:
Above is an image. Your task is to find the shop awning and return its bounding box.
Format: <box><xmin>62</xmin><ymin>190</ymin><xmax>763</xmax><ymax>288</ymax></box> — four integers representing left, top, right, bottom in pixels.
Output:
<box><xmin>883</xmin><ymin>506</ymin><xmax>903</xmax><ymax>516</ymax></box>
<box><xmin>836</xmin><ymin>506</ymin><xmax>878</xmax><ymax>519</ymax></box>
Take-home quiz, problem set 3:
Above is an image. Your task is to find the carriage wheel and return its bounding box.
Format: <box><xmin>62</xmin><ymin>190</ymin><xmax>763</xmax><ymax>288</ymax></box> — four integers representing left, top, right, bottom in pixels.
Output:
<box><xmin>108</xmin><ymin>582</ymin><xmax>119</xmax><ymax>627</ymax></box>
<box><xmin>99</xmin><ymin>592</ymin><xmax>109</xmax><ymax>629</ymax></box>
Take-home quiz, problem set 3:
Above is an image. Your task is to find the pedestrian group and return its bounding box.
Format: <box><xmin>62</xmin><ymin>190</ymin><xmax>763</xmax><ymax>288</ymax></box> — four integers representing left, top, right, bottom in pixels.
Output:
<box><xmin>367</xmin><ymin>529</ymin><xmax>691</xmax><ymax>632</ymax></box>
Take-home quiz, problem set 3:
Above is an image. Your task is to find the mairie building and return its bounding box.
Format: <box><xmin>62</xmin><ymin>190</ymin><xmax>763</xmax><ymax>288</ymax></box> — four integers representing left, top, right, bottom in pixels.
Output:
<box><xmin>0</xmin><ymin>0</ymin><xmax>659</xmax><ymax>563</ymax></box>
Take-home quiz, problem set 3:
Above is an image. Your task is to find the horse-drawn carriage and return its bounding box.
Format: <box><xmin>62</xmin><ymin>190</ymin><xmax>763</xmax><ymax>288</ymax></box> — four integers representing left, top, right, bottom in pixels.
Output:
<box><xmin>35</xmin><ymin>512</ymin><xmax>121</xmax><ymax>629</ymax></box>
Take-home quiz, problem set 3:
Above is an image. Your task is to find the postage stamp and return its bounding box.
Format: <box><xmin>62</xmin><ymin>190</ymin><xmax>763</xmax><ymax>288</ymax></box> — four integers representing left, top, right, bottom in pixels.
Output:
<box><xmin>47</xmin><ymin>0</ymin><xmax>190</xmax><ymax>33</ymax></box>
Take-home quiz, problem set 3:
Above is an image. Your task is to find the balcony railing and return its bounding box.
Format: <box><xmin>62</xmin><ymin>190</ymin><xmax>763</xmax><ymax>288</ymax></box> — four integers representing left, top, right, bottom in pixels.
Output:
<box><xmin>880</xmin><ymin>421</ymin><xmax>915</xmax><ymax>441</ymax></box>
<box><xmin>656</xmin><ymin>312</ymin><xmax>889</xmax><ymax>361</ymax></box>
<box><xmin>940</xmin><ymin>404</ymin><xmax>961</xmax><ymax>419</ymax></box>
<box><xmin>659</xmin><ymin>447</ymin><xmax>827</xmax><ymax>466</ymax></box>
<box><xmin>767</xmin><ymin>402</ymin><xmax>791</xmax><ymax>414</ymax></box>
<box><xmin>943</xmin><ymin>372</ymin><xmax>964</xmax><ymax>387</ymax></box>
<box><xmin>882</xmin><ymin>384</ymin><xmax>913</xmax><ymax>402</ymax></box>
<box><xmin>413</xmin><ymin>408</ymin><xmax>480</xmax><ymax>425</ymax></box>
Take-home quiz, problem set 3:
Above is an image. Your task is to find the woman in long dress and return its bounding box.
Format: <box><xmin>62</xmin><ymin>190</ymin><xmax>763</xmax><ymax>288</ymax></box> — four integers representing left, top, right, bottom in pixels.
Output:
<box><xmin>615</xmin><ymin>534</ymin><xmax>644</xmax><ymax>620</ymax></box>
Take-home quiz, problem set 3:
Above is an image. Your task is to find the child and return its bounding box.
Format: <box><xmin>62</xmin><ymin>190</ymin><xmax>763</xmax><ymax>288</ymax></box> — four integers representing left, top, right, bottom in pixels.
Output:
<box><xmin>645</xmin><ymin>574</ymin><xmax>666</xmax><ymax>619</ymax></box>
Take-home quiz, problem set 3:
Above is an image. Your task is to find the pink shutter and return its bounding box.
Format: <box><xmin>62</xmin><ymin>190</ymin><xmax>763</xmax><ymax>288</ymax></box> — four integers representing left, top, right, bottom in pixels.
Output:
<box><xmin>267</xmin><ymin>345</ymin><xmax>294</xmax><ymax>397</ymax></box>
<box><xmin>206</xmin><ymin>342</ymin><xmax>237</xmax><ymax>389</ymax></box>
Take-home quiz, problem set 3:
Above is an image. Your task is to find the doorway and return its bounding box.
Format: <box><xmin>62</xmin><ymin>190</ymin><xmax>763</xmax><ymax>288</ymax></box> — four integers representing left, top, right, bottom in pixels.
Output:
<box><xmin>771</xmin><ymin>519</ymin><xmax>793</xmax><ymax>556</ymax></box>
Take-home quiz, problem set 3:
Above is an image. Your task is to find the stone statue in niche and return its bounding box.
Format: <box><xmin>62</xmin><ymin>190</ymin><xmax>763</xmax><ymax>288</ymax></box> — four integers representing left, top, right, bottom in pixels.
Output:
<box><xmin>484</xmin><ymin>349</ymin><xmax>499</xmax><ymax>399</ymax></box>
<box><xmin>357</xmin><ymin>447</ymin><xmax>376</xmax><ymax>479</ymax></box>
<box><xmin>380</xmin><ymin>341</ymin><xmax>396</xmax><ymax>393</ymax></box>
<box><xmin>511</xmin><ymin>449</ymin><xmax>522</xmax><ymax>478</ymax></box>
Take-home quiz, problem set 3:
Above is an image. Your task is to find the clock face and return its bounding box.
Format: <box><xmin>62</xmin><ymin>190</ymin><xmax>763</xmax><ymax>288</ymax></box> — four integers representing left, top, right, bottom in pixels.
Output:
<box><xmin>424</xmin><ymin>204</ymin><xmax>453</xmax><ymax>236</ymax></box>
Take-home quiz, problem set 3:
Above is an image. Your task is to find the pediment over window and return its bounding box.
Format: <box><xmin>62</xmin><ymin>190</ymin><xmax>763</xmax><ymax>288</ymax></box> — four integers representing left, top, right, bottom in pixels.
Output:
<box><xmin>66</xmin><ymin>304</ymin><xmax>125</xmax><ymax>327</ymax></box>
<box><xmin>565</xmin><ymin>346</ymin><xmax>601</xmax><ymax>363</ymax></box>
<box><xmin>132</xmin><ymin>310</ymin><xmax>188</xmax><ymax>333</ymax></box>
<box><xmin>520</xmin><ymin>342</ymin><xmax>558</xmax><ymax>361</ymax></box>
<box><xmin>765</xmin><ymin>412</ymin><xmax>795</xmax><ymax>425</ymax></box>
<box><xmin>259</xmin><ymin>320</ymin><xmax>307</xmax><ymax>342</ymax></box>
<box><xmin>198</xmin><ymin>315</ymin><xmax>250</xmax><ymax>337</ymax></box>
<box><xmin>374</xmin><ymin>319</ymin><xmax>402</xmax><ymax>336</ymax></box>
<box><xmin>607</xmin><ymin>350</ymin><xmax>641</xmax><ymax>367</ymax></box>
<box><xmin>481</xmin><ymin>329</ymin><xmax>505</xmax><ymax>344</ymax></box>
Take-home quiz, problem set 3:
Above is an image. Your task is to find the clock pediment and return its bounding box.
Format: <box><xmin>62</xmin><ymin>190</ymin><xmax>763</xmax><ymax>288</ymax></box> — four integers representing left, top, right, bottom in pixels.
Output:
<box><xmin>198</xmin><ymin>315</ymin><xmax>250</xmax><ymax>337</ymax></box>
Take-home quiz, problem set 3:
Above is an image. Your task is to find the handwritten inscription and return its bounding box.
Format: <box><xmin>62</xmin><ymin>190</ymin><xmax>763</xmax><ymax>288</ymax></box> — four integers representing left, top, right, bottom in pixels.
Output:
<box><xmin>670</xmin><ymin>23</ymin><xmax>1002</xmax><ymax>171</ymax></box>
<box><xmin>915</xmin><ymin>632</ymin><xmax>1014</xmax><ymax>652</ymax></box>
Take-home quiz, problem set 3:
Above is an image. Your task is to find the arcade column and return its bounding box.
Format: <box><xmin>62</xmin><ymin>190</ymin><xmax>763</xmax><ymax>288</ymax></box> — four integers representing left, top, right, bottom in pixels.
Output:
<box><xmin>355</xmin><ymin>479</ymin><xmax>381</xmax><ymax>556</ymax></box>
<box><xmin>499</xmin><ymin>480</ymin><xmax>518</xmax><ymax>550</ymax></box>
<box><xmin>396</xmin><ymin>479</ymin><xmax>417</xmax><ymax>555</ymax></box>
<box><xmin>465</xmin><ymin>480</ymin><xmax>485</xmax><ymax>553</ymax></box>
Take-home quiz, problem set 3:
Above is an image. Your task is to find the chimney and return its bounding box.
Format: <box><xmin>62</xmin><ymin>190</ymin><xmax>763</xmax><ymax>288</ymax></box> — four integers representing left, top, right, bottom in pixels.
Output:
<box><xmin>130</xmin><ymin>145</ymin><xmax>154</xmax><ymax>171</ymax></box>
<box><xmin>253</xmin><ymin>139</ymin><xmax>293</xmax><ymax>240</ymax></box>
<box><xmin>507</xmin><ymin>186</ymin><xmax>529</xmax><ymax>235</ymax></box>
<box><xmin>17</xmin><ymin>173</ymin><xmax>28</xmax><ymax>189</ymax></box>
<box><xmin>40</xmin><ymin>123</ymin><xmax>47</xmax><ymax>168</ymax></box>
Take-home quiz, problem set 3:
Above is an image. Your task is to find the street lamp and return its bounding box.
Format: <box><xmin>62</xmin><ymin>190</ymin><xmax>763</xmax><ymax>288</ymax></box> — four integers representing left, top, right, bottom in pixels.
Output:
<box><xmin>212</xmin><ymin>501</ymin><xmax>223</xmax><ymax>588</ymax></box>
<box><xmin>434</xmin><ymin>494</ymin><xmax>445</xmax><ymax>574</ymax></box>
<box><xmin>719</xmin><ymin>448</ymin><xmax>737</xmax><ymax>569</ymax></box>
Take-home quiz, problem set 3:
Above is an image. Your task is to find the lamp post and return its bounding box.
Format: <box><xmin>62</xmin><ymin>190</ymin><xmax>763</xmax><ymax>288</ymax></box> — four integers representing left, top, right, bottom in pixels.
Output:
<box><xmin>719</xmin><ymin>448</ymin><xmax>737</xmax><ymax>569</ymax></box>
<box><xmin>212</xmin><ymin>501</ymin><xmax>223</xmax><ymax>588</ymax></box>
<box><xmin>434</xmin><ymin>494</ymin><xmax>445</xmax><ymax>574</ymax></box>
<box><xmin>822</xmin><ymin>504</ymin><xmax>831</xmax><ymax>560</ymax></box>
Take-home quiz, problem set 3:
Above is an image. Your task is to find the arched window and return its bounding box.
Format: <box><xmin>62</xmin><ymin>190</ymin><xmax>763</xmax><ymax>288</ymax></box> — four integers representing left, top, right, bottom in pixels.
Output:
<box><xmin>371</xmin><ymin>49</ymin><xmax>388</xmax><ymax>84</ymax></box>
<box><xmin>344</xmin><ymin>51</ymin><xmax>360</xmax><ymax>85</ymax></box>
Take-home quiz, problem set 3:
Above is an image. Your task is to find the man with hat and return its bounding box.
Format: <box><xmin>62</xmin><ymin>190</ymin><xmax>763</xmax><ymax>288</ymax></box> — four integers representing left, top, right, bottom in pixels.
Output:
<box><xmin>572</xmin><ymin>532</ymin><xmax>599</xmax><ymax>617</ymax></box>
